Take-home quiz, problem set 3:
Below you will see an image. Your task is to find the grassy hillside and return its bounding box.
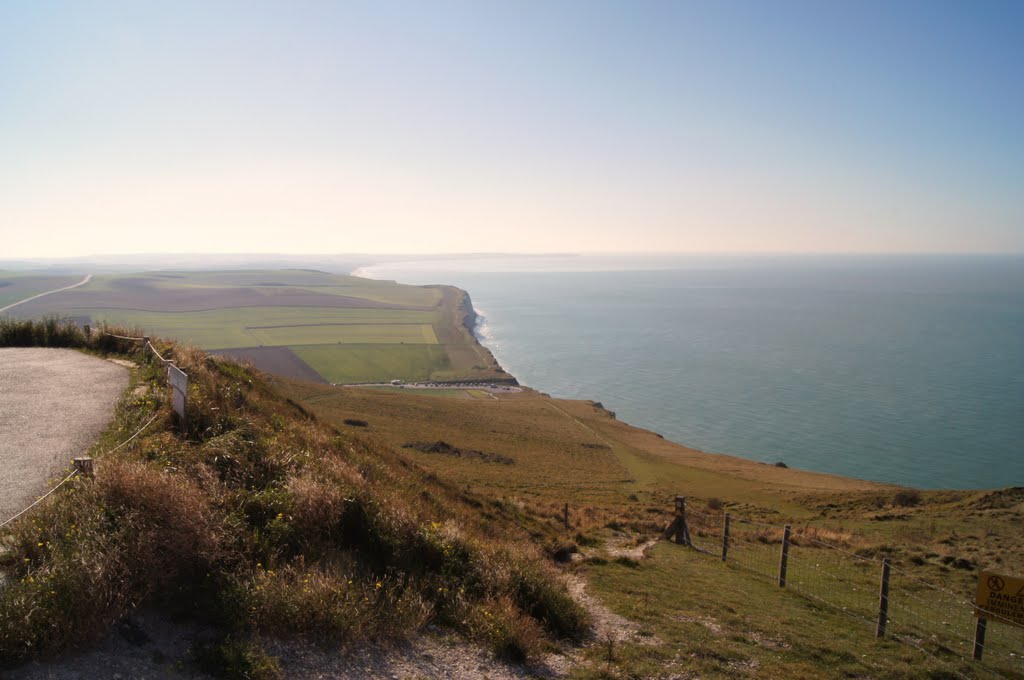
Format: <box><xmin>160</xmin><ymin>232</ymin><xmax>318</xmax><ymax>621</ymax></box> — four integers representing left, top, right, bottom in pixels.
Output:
<box><xmin>7</xmin><ymin>270</ymin><xmax>509</xmax><ymax>384</ymax></box>
<box><xmin>3</xmin><ymin>317</ymin><xmax>1022</xmax><ymax>678</ymax></box>
<box><xmin>0</xmin><ymin>320</ymin><xmax>587</xmax><ymax>677</ymax></box>
<box><xmin>281</xmin><ymin>380</ymin><xmax>1024</xmax><ymax>679</ymax></box>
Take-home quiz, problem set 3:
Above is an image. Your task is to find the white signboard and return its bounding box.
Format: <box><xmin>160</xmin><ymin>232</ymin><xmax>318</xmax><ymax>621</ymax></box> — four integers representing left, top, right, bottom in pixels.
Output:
<box><xmin>168</xmin><ymin>365</ymin><xmax>188</xmax><ymax>424</ymax></box>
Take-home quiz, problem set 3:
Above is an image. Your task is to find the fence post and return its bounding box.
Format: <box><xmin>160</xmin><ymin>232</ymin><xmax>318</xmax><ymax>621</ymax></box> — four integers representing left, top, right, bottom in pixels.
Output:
<box><xmin>143</xmin><ymin>336</ymin><xmax>151</xmax><ymax>363</ymax></box>
<box><xmin>83</xmin><ymin>324</ymin><xmax>90</xmax><ymax>338</ymax></box>
<box><xmin>973</xmin><ymin>617</ymin><xmax>987</xmax><ymax>661</ymax></box>
<box><xmin>876</xmin><ymin>557</ymin><xmax>891</xmax><ymax>637</ymax></box>
<box><xmin>674</xmin><ymin>496</ymin><xmax>691</xmax><ymax>546</ymax></box>
<box><xmin>563</xmin><ymin>503</ymin><xmax>569</xmax><ymax>531</ymax></box>
<box><xmin>778</xmin><ymin>524</ymin><xmax>791</xmax><ymax>587</ymax></box>
<box><xmin>722</xmin><ymin>513</ymin><xmax>731</xmax><ymax>561</ymax></box>
<box><xmin>73</xmin><ymin>457</ymin><xmax>94</xmax><ymax>479</ymax></box>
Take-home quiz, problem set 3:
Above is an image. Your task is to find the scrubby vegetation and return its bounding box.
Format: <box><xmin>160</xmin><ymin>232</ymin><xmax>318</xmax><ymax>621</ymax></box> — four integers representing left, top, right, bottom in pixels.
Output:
<box><xmin>0</xmin><ymin>320</ymin><xmax>589</xmax><ymax>673</ymax></box>
<box><xmin>5</xmin><ymin>318</ymin><xmax>1024</xmax><ymax>679</ymax></box>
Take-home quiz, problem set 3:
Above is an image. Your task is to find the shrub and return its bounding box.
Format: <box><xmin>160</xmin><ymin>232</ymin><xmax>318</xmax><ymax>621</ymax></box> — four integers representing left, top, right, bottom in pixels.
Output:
<box><xmin>0</xmin><ymin>335</ymin><xmax>591</xmax><ymax>667</ymax></box>
<box><xmin>893</xmin><ymin>489</ymin><xmax>921</xmax><ymax>507</ymax></box>
<box><xmin>466</xmin><ymin>596</ymin><xmax>546</xmax><ymax>662</ymax></box>
<box><xmin>198</xmin><ymin>636</ymin><xmax>282</xmax><ymax>680</ymax></box>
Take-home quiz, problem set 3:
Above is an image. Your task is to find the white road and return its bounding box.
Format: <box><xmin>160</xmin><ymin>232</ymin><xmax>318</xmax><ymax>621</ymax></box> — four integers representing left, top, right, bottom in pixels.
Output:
<box><xmin>0</xmin><ymin>273</ymin><xmax>92</xmax><ymax>314</ymax></box>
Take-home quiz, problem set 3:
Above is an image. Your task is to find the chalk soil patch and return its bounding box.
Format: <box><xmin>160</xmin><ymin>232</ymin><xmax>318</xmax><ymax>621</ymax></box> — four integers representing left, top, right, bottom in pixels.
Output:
<box><xmin>0</xmin><ymin>348</ymin><xmax>128</xmax><ymax>522</ymax></box>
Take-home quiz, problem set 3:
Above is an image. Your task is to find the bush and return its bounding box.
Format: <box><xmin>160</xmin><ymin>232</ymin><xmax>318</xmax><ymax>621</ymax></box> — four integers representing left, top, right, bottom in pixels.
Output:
<box><xmin>198</xmin><ymin>637</ymin><xmax>282</xmax><ymax>680</ymax></box>
<box><xmin>893</xmin><ymin>489</ymin><xmax>921</xmax><ymax>507</ymax></box>
<box><xmin>0</xmin><ymin>317</ymin><xmax>85</xmax><ymax>348</ymax></box>
<box><xmin>0</xmin><ymin>335</ymin><xmax>592</xmax><ymax>666</ymax></box>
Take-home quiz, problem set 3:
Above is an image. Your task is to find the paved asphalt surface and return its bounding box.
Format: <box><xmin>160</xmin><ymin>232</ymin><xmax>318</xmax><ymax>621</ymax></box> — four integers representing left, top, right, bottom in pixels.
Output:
<box><xmin>0</xmin><ymin>348</ymin><xmax>128</xmax><ymax>522</ymax></box>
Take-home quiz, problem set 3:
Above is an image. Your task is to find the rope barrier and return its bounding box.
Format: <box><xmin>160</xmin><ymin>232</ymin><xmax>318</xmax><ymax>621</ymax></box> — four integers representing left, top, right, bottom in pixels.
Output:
<box><xmin>147</xmin><ymin>341</ymin><xmax>173</xmax><ymax>365</ymax></box>
<box><xmin>0</xmin><ymin>470</ymin><xmax>79</xmax><ymax>530</ymax></box>
<box><xmin>0</xmin><ymin>409</ymin><xmax>162</xmax><ymax>530</ymax></box>
<box><xmin>97</xmin><ymin>331</ymin><xmax>146</xmax><ymax>341</ymax></box>
<box><xmin>106</xmin><ymin>412</ymin><xmax>161</xmax><ymax>454</ymax></box>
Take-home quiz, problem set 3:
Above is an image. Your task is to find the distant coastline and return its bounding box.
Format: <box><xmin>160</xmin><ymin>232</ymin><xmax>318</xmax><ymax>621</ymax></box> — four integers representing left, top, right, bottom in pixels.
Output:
<box><xmin>350</xmin><ymin>255</ymin><xmax>1024</xmax><ymax>489</ymax></box>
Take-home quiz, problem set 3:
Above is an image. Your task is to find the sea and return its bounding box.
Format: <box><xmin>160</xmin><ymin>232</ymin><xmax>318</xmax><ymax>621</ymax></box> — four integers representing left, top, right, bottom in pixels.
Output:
<box><xmin>354</xmin><ymin>255</ymin><xmax>1024</xmax><ymax>490</ymax></box>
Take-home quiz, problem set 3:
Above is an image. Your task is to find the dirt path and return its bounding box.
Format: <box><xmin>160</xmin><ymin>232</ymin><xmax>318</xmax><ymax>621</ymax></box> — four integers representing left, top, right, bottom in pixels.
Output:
<box><xmin>5</xmin><ymin>611</ymin><xmax>564</xmax><ymax>679</ymax></box>
<box><xmin>0</xmin><ymin>347</ymin><xmax>128</xmax><ymax>523</ymax></box>
<box><xmin>0</xmin><ymin>274</ymin><xmax>92</xmax><ymax>314</ymax></box>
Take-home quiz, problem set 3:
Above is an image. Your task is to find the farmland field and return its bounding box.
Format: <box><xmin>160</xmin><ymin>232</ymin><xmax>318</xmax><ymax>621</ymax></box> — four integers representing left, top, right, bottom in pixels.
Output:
<box><xmin>9</xmin><ymin>269</ymin><xmax>509</xmax><ymax>384</ymax></box>
<box><xmin>290</xmin><ymin>344</ymin><xmax>451</xmax><ymax>383</ymax></box>
<box><xmin>246</xmin><ymin>323</ymin><xmax>438</xmax><ymax>346</ymax></box>
<box><xmin>0</xmin><ymin>273</ymin><xmax>83</xmax><ymax>309</ymax></box>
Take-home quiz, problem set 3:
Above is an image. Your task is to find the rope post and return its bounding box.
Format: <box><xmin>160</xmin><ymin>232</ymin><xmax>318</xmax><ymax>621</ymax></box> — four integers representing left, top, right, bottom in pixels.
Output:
<box><xmin>143</xmin><ymin>336</ymin><xmax>151</xmax><ymax>363</ymax></box>
<box><xmin>72</xmin><ymin>457</ymin><xmax>94</xmax><ymax>479</ymax></box>
<box><xmin>778</xmin><ymin>524</ymin><xmax>792</xmax><ymax>587</ymax></box>
<box><xmin>722</xmin><ymin>513</ymin><xmax>731</xmax><ymax>561</ymax></box>
<box><xmin>973</xmin><ymin>617</ymin><xmax>987</xmax><ymax>661</ymax></box>
<box><xmin>563</xmin><ymin>502</ymin><xmax>569</xmax><ymax>531</ymax></box>
<box><xmin>83</xmin><ymin>324</ymin><xmax>90</xmax><ymax>338</ymax></box>
<box><xmin>876</xmin><ymin>557</ymin><xmax>891</xmax><ymax>637</ymax></box>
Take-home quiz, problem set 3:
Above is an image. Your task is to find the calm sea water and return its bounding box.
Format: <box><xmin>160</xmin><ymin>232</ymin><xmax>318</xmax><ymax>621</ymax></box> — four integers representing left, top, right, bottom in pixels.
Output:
<box><xmin>356</xmin><ymin>255</ymin><xmax>1024</xmax><ymax>489</ymax></box>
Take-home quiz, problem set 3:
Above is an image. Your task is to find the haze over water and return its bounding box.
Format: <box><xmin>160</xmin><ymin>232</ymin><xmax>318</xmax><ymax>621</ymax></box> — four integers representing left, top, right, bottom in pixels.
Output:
<box><xmin>357</xmin><ymin>255</ymin><xmax>1024</xmax><ymax>490</ymax></box>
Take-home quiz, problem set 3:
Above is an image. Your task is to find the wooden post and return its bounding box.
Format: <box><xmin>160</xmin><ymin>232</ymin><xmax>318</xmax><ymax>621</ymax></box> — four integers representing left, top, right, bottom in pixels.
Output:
<box><xmin>876</xmin><ymin>557</ymin><xmax>892</xmax><ymax>637</ymax></box>
<box><xmin>143</xmin><ymin>336</ymin><xmax>151</xmax><ymax>362</ymax></box>
<box><xmin>83</xmin><ymin>324</ymin><xmax>90</xmax><ymax>338</ymax></box>
<box><xmin>674</xmin><ymin>496</ymin><xmax>691</xmax><ymax>546</ymax></box>
<box><xmin>73</xmin><ymin>457</ymin><xmax>94</xmax><ymax>479</ymax></box>
<box><xmin>778</xmin><ymin>524</ymin><xmax>792</xmax><ymax>587</ymax></box>
<box><xmin>973</xmin><ymin>617</ymin><xmax>987</xmax><ymax>661</ymax></box>
<box><xmin>722</xmin><ymin>513</ymin><xmax>731</xmax><ymax>561</ymax></box>
<box><xmin>674</xmin><ymin>496</ymin><xmax>684</xmax><ymax>544</ymax></box>
<box><xmin>563</xmin><ymin>503</ymin><xmax>569</xmax><ymax>531</ymax></box>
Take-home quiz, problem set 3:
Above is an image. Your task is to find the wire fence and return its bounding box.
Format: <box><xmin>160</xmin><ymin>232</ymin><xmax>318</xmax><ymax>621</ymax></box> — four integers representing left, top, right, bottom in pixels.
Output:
<box><xmin>671</xmin><ymin>500</ymin><xmax>1024</xmax><ymax>679</ymax></box>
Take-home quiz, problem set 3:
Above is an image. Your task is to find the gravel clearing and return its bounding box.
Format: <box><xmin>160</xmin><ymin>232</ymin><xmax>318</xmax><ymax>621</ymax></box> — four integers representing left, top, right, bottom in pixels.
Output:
<box><xmin>0</xmin><ymin>347</ymin><xmax>129</xmax><ymax>523</ymax></box>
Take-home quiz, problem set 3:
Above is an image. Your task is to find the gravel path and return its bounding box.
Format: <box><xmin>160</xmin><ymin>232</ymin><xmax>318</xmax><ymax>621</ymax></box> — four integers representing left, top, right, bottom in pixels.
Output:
<box><xmin>0</xmin><ymin>347</ymin><xmax>129</xmax><ymax>522</ymax></box>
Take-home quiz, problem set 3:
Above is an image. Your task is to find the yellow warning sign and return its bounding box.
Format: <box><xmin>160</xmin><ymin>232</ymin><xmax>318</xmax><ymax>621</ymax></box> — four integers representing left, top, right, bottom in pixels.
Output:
<box><xmin>975</xmin><ymin>571</ymin><xmax>1024</xmax><ymax>628</ymax></box>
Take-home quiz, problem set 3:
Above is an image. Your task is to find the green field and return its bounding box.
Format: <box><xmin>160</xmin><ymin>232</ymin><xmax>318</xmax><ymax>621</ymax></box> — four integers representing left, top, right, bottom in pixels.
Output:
<box><xmin>291</xmin><ymin>343</ymin><xmax>452</xmax><ymax>383</ymax></box>
<box><xmin>247</xmin><ymin>323</ymin><xmax>438</xmax><ymax>346</ymax></box>
<box><xmin>79</xmin><ymin>307</ymin><xmax>440</xmax><ymax>349</ymax></box>
<box><xmin>12</xmin><ymin>269</ymin><xmax>510</xmax><ymax>383</ymax></box>
<box><xmin>77</xmin><ymin>270</ymin><xmax>443</xmax><ymax>307</ymax></box>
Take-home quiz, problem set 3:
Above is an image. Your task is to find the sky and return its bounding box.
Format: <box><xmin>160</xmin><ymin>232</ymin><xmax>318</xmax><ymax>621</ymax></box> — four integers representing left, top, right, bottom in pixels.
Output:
<box><xmin>1</xmin><ymin>0</ymin><xmax>1022</xmax><ymax>258</ymax></box>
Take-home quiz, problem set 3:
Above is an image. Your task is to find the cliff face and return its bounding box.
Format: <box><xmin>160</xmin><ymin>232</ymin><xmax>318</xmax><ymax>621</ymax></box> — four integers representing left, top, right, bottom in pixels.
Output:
<box><xmin>453</xmin><ymin>288</ymin><xmax>518</xmax><ymax>385</ymax></box>
<box><xmin>459</xmin><ymin>290</ymin><xmax>482</xmax><ymax>341</ymax></box>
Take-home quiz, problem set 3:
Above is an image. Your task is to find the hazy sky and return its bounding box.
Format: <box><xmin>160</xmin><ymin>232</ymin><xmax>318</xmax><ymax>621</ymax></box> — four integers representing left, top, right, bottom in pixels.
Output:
<box><xmin>2</xmin><ymin>1</ymin><xmax>1022</xmax><ymax>258</ymax></box>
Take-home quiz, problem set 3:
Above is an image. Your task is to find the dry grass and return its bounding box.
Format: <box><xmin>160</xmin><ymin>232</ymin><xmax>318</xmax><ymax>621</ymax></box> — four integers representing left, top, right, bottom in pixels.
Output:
<box><xmin>0</xmin><ymin>320</ymin><xmax>590</xmax><ymax>671</ymax></box>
